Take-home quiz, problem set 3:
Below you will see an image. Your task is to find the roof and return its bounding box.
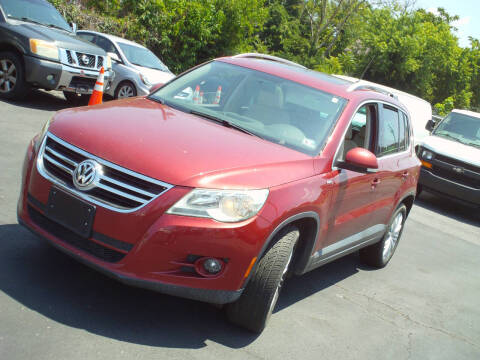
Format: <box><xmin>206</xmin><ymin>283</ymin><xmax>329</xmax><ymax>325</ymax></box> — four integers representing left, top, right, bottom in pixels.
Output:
<box><xmin>219</xmin><ymin>55</ymin><xmax>407</xmax><ymax>110</ymax></box>
<box><xmin>77</xmin><ymin>30</ymin><xmax>145</xmax><ymax>49</ymax></box>
<box><xmin>452</xmin><ymin>109</ymin><xmax>480</xmax><ymax>119</ymax></box>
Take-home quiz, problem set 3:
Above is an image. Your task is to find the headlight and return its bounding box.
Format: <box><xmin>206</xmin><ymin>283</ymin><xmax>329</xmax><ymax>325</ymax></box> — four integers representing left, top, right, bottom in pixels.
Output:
<box><xmin>34</xmin><ymin>118</ymin><xmax>51</xmax><ymax>153</ymax></box>
<box><xmin>105</xmin><ymin>55</ymin><xmax>112</xmax><ymax>70</ymax></box>
<box><xmin>421</xmin><ymin>149</ymin><xmax>434</xmax><ymax>160</ymax></box>
<box><xmin>167</xmin><ymin>189</ymin><xmax>269</xmax><ymax>223</ymax></box>
<box><xmin>140</xmin><ymin>73</ymin><xmax>152</xmax><ymax>87</ymax></box>
<box><xmin>30</xmin><ymin>39</ymin><xmax>59</xmax><ymax>60</ymax></box>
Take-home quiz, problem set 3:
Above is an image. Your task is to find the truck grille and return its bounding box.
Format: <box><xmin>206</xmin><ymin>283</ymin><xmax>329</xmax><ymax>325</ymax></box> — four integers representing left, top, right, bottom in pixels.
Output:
<box><xmin>62</xmin><ymin>49</ymin><xmax>105</xmax><ymax>70</ymax></box>
<box><xmin>38</xmin><ymin>133</ymin><xmax>173</xmax><ymax>212</ymax></box>
<box><xmin>430</xmin><ymin>153</ymin><xmax>480</xmax><ymax>189</ymax></box>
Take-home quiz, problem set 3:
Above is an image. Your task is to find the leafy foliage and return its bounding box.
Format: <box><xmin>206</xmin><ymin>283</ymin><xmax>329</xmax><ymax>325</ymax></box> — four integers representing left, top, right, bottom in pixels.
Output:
<box><xmin>48</xmin><ymin>0</ymin><xmax>480</xmax><ymax>112</ymax></box>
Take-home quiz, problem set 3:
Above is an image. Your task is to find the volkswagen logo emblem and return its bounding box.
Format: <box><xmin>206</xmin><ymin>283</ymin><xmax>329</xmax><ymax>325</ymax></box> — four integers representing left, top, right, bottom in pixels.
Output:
<box><xmin>81</xmin><ymin>54</ymin><xmax>90</xmax><ymax>65</ymax></box>
<box><xmin>73</xmin><ymin>160</ymin><xmax>101</xmax><ymax>190</ymax></box>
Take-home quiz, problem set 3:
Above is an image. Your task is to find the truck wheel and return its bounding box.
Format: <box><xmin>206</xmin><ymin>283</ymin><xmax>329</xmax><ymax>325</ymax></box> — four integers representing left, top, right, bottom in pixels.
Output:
<box><xmin>226</xmin><ymin>226</ymin><xmax>299</xmax><ymax>333</ymax></box>
<box><xmin>63</xmin><ymin>91</ymin><xmax>89</xmax><ymax>106</ymax></box>
<box><xmin>360</xmin><ymin>204</ymin><xmax>407</xmax><ymax>268</ymax></box>
<box><xmin>115</xmin><ymin>81</ymin><xmax>137</xmax><ymax>99</ymax></box>
<box><xmin>0</xmin><ymin>51</ymin><xmax>29</xmax><ymax>100</ymax></box>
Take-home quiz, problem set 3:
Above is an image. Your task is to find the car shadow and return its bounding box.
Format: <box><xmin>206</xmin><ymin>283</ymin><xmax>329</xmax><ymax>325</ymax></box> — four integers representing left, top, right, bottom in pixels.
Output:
<box><xmin>0</xmin><ymin>223</ymin><xmax>363</xmax><ymax>348</ymax></box>
<box><xmin>414</xmin><ymin>192</ymin><xmax>480</xmax><ymax>227</ymax></box>
<box><xmin>0</xmin><ymin>89</ymin><xmax>72</xmax><ymax>111</ymax></box>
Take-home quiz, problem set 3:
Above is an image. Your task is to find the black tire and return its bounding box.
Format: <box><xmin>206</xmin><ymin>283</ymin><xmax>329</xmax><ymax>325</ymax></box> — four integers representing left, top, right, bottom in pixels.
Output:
<box><xmin>416</xmin><ymin>184</ymin><xmax>423</xmax><ymax>198</ymax></box>
<box><xmin>226</xmin><ymin>226</ymin><xmax>299</xmax><ymax>333</ymax></box>
<box><xmin>63</xmin><ymin>91</ymin><xmax>90</xmax><ymax>106</ymax></box>
<box><xmin>0</xmin><ymin>51</ymin><xmax>29</xmax><ymax>100</ymax></box>
<box><xmin>114</xmin><ymin>81</ymin><xmax>137</xmax><ymax>99</ymax></box>
<box><xmin>360</xmin><ymin>204</ymin><xmax>407</xmax><ymax>268</ymax></box>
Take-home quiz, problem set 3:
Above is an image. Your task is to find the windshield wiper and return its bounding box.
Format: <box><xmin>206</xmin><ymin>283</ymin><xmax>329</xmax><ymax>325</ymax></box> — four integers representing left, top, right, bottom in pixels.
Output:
<box><xmin>189</xmin><ymin>110</ymin><xmax>263</xmax><ymax>138</ymax></box>
<box><xmin>47</xmin><ymin>23</ymin><xmax>69</xmax><ymax>32</ymax></box>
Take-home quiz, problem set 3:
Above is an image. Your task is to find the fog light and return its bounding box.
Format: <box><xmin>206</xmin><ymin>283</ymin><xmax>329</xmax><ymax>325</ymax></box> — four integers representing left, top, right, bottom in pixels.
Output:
<box><xmin>203</xmin><ymin>258</ymin><xmax>222</xmax><ymax>274</ymax></box>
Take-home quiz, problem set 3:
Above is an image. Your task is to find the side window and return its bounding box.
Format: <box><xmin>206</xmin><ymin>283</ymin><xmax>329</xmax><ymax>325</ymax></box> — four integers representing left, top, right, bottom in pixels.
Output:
<box><xmin>400</xmin><ymin>111</ymin><xmax>411</xmax><ymax>151</ymax></box>
<box><xmin>95</xmin><ymin>36</ymin><xmax>117</xmax><ymax>54</ymax></box>
<box><xmin>377</xmin><ymin>105</ymin><xmax>400</xmax><ymax>156</ymax></box>
<box><xmin>338</xmin><ymin>103</ymin><xmax>377</xmax><ymax>161</ymax></box>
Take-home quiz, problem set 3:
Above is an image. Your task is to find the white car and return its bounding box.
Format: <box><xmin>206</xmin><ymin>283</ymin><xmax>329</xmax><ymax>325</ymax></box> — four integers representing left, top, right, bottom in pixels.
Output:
<box><xmin>77</xmin><ymin>30</ymin><xmax>175</xmax><ymax>98</ymax></box>
<box><xmin>417</xmin><ymin>109</ymin><xmax>480</xmax><ymax>207</ymax></box>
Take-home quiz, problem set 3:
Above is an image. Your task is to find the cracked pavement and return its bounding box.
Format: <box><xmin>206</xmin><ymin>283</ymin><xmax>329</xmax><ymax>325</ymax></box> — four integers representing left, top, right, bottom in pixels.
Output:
<box><xmin>1</xmin><ymin>91</ymin><xmax>479</xmax><ymax>360</ymax></box>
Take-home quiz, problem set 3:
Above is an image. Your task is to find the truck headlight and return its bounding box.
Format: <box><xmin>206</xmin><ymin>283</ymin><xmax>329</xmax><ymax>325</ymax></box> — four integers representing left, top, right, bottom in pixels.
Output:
<box><xmin>105</xmin><ymin>55</ymin><xmax>112</xmax><ymax>70</ymax></box>
<box><xmin>421</xmin><ymin>149</ymin><xmax>434</xmax><ymax>160</ymax></box>
<box><xmin>167</xmin><ymin>189</ymin><xmax>269</xmax><ymax>223</ymax></box>
<box><xmin>30</xmin><ymin>39</ymin><xmax>59</xmax><ymax>61</ymax></box>
<box><xmin>140</xmin><ymin>73</ymin><xmax>152</xmax><ymax>87</ymax></box>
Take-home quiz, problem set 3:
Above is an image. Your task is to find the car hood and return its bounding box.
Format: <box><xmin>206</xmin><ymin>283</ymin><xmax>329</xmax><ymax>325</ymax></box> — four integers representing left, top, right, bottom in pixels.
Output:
<box><xmin>48</xmin><ymin>97</ymin><xmax>315</xmax><ymax>189</ymax></box>
<box><xmin>131</xmin><ymin>65</ymin><xmax>175</xmax><ymax>85</ymax></box>
<box><xmin>421</xmin><ymin>135</ymin><xmax>480</xmax><ymax>167</ymax></box>
<box><xmin>8</xmin><ymin>20</ymin><xmax>106</xmax><ymax>55</ymax></box>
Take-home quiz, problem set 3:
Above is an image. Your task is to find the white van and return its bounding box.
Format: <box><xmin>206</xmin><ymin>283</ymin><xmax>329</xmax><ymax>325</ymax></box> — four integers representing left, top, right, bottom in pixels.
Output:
<box><xmin>417</xmin><ymin>109</ymin><xmax>480</xmax><ymax>206</ymax></box>
<box><xmin>334</xmin><ymin>75</ymin><xmax>433</xmax><ymax>145</ymax></box>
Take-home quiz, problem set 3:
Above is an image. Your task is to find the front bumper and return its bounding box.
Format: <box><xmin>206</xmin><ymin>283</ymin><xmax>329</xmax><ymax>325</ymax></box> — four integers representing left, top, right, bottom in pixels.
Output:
<box><xmin>419</xmin><ymin>167</ymin><xmax>480</xmax><ymax>206</ymax></box>
<box><xmin>24</xmin><ymin>55</ymin><xmax>114</xmax><ymax>94</ymax></box>
<box><xmin>17</xmin><ymin>139</ymin><xmax>272</xmax><ymax>304</ymax></box>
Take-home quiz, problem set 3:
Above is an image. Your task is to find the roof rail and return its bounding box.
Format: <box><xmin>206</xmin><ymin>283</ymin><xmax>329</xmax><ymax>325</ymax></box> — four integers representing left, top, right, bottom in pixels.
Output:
<box><xmin>347</xmin><ymin>83</ymin><xmax>398</xmax><ymax>99</ymax></box>
<box><xmin>232</xmin><ymin>53</ymin><xmax>307</xmax><ymax>69</ymax></box>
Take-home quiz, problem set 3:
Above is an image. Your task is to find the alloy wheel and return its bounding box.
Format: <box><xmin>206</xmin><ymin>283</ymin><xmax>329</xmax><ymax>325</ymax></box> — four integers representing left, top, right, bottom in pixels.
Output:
<box><xmin>117</xmin><ymin>84</ymin><xmax>135</xmax><ymax>98</ymax></box>
<box><xmin>382</xmin><ymin>212</ymin><xmax>404</xmax><ymax>262</ymax></box>
<box><xmin>0</xmin><ymin>59</ymin><xmax>17</xmax><ymax>94</ymax></box>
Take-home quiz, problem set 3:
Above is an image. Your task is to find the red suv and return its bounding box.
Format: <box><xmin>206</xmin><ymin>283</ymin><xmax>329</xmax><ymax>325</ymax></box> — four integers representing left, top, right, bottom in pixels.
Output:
<box><xmin>18</xmin><ymin>53</ymin><xmax>420</xmax><ymax>333</ymax></box>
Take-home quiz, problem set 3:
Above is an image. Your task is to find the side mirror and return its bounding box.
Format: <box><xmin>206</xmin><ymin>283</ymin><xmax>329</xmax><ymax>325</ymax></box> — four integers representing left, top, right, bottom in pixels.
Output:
<box><xmin>338</xmin><ymin>147</ymin><xmax>378</xmax><ymax>173</ymax></box>
<box><xmin>425</xmin><ymin>119</ymin><xmax>435</xmax><ymax>132</ymax></box>
<box><xmin>70</xmin><ymin>22</ymin><xmax>77</xmax><ymax>33</ymax></box>
<box><xmin>107</xmin><ymin>52</ymin><xmax>121</xmax><ymax>63</ymax></box>
<box><xmin>150</xmin><ymin>83</ymin><xmax>165</xmax><ymax>93</ymax></box>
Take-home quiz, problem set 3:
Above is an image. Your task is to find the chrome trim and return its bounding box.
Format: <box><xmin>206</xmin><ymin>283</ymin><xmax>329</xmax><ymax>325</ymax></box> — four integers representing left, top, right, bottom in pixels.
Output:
<box><xmin>59</xmin><ymin>48</ymin><xmax>106</xmax><ymax>71</ymax></box>
<box><xmin>37</xmin><ymin>133</ymin><xmax>174</xmax><ymax>213</ymax></box>
<box><xmin>45</xmin><ymin>146</ymin><xmax>76</xmax><ymax>166</ymax></box>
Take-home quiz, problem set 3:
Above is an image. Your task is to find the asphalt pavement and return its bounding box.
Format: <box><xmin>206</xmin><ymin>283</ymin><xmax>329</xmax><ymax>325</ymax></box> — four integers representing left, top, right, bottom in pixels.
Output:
<box><xmin>0</xmin><ymin>91</ymin><xmax>479</xmax><ymax>360</ymax></box>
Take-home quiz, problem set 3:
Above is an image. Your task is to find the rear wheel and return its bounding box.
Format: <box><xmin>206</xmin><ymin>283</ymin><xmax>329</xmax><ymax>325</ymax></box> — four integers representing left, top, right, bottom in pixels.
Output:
<box><xmin>0</xmin><ymin>51</ymin><xmax>29</xmax><ymax>100</ymax></box>
<box><xmin>226</xmin><ymin>226</ymin><xmax>299</xmax><ymax>333</ymax></box>
<box><xmin>360</xmin><ymin>205</ymin><xmax>407</xmax><ymax>268</ymax></box>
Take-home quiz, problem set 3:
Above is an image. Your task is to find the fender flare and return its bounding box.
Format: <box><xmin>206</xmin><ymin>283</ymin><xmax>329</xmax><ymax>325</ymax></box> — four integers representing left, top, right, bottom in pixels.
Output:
<box><xmin>242</xmin><ymin>211</ymin><xmax>320</xmax><ymax>288</ymax></box>
<box><xmin>395</xmin><ymin>190</ymin><xmax>416</xmax><ymax>215</ymax></box>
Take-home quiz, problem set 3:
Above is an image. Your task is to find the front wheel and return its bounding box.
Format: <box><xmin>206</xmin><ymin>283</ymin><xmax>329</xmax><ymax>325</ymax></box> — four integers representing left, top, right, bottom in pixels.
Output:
<box><xmin>0</xmin><ymin>51</ymin><xmax>29</xmax><ymax>100</ymax></box>
<box><xmin>114</xmin><ymin>81</ymin><xmax>137</xmax><ymax>99</ymax></box>
<box><xmin>226</xmin><ymin>226</ymin><xmax>299</xmax><ymax>333</ymax></box>
<box><xmin>360</xmin><ymin>204</ymin><xmax>407</xmax><ymax>268</ymax></box>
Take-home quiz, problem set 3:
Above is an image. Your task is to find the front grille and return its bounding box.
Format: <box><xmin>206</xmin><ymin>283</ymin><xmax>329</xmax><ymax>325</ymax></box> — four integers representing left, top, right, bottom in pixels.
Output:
<box><xmin>39</xmin><ymin>133</ymin><xmax>172</xmax><ymax>212</ymax></box>
<box><xmin>28</xmin><ymin>205</ymin><xmax>126</xmax><ymax>263</ymax></box>
<box><xmin>75</xmin><ymin>52</ymin><xmax>96</xmax><ymax>68</ymax></box>
<box><xmin>424</xmin><ymin>151</ymin><xmax>480</xmax><ymax>189</ymax></box>
<box><xmin>97</xmin><ymin>56</ymin><xmax>104</xmax><ymax>69</ymax></box>
<box><xmin>435</xmin><ymin>154</ymin><xmax>480</xmax><ymax>173</ymax></box>
<box><xmin>66</xmin><ymin>50</ymin><xmax>73</xmax><ymax>64</ymax></box>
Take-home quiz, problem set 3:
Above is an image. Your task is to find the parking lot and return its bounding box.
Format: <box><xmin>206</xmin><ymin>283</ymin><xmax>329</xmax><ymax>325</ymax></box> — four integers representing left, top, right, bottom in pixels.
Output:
<box><xmin>0</xmin><ymin>91</ymin><xmax>479</xmax><ymax>360</ymax></box>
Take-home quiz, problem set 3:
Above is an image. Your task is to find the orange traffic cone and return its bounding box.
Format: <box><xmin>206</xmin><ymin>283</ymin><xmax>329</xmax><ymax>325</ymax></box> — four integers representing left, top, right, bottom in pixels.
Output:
<box><xmin>213</xmin><ymin>86</ymin><xmax>222</xmax><ymax>104</ymax></box>
<box><xmin>199</xmin><ymin>91</ymin><xmax>204</xmax><ymax>104</ymax></box>
<box><xmin>88</xmin><ymin>67</ymin><xmax>105</xmax><ymax>106</ymax></box>
<box><xmin>193</xmin><ymin>85</ymin><xmax>200</xmax><ymax>104</ymax></box>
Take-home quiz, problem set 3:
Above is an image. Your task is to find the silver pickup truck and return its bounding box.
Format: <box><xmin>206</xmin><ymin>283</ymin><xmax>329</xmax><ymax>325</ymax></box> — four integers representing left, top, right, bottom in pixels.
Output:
<box><xmin>0</xmin><ymin>0</ymin><xmax>113</xmax><ymax>103</ymax></box>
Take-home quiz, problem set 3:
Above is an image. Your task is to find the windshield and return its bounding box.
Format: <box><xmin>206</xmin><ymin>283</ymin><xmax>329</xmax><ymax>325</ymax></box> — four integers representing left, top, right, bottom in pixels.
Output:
<box><xmin>433</xmin><ymin>112</ymin><xmax>480</xmax><ymax>149</ymax></box>
<box><xmin>0</xmin><ymin>0</ymin><xmax>71</xmax><ymax>32</ymax></box>
<box><xmin>150</xmin><ymin>61</ymin><xmax>347</xmax><ymax>156</ymax></box>
<box><xmin>118</xmin><ymin>43</ymin><xmax>170</xmax><ymax>72</ymax></box>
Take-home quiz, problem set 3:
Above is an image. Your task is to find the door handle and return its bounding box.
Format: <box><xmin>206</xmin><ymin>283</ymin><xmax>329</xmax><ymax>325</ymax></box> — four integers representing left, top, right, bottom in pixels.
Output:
<box><xmin>371</xmin><ymin>178</ymin><xmax>381</xmax><ymax>190</ymax></box>
<box><xmin>401</xmin><ymin>171</ymin><xmax>409</xmax><ymax>180</ymax></box>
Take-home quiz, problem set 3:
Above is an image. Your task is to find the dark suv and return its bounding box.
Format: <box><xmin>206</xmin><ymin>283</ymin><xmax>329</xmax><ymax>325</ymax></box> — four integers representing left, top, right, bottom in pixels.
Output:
<box><xmin>18</xmin><ymin>53</ymin><xmax>420</xmax><ymax>333</ymax></box>
<box><xmin>0</xmin><ymin>0</ymin><xmax>113</xmax><ymax>102</ymax></box>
